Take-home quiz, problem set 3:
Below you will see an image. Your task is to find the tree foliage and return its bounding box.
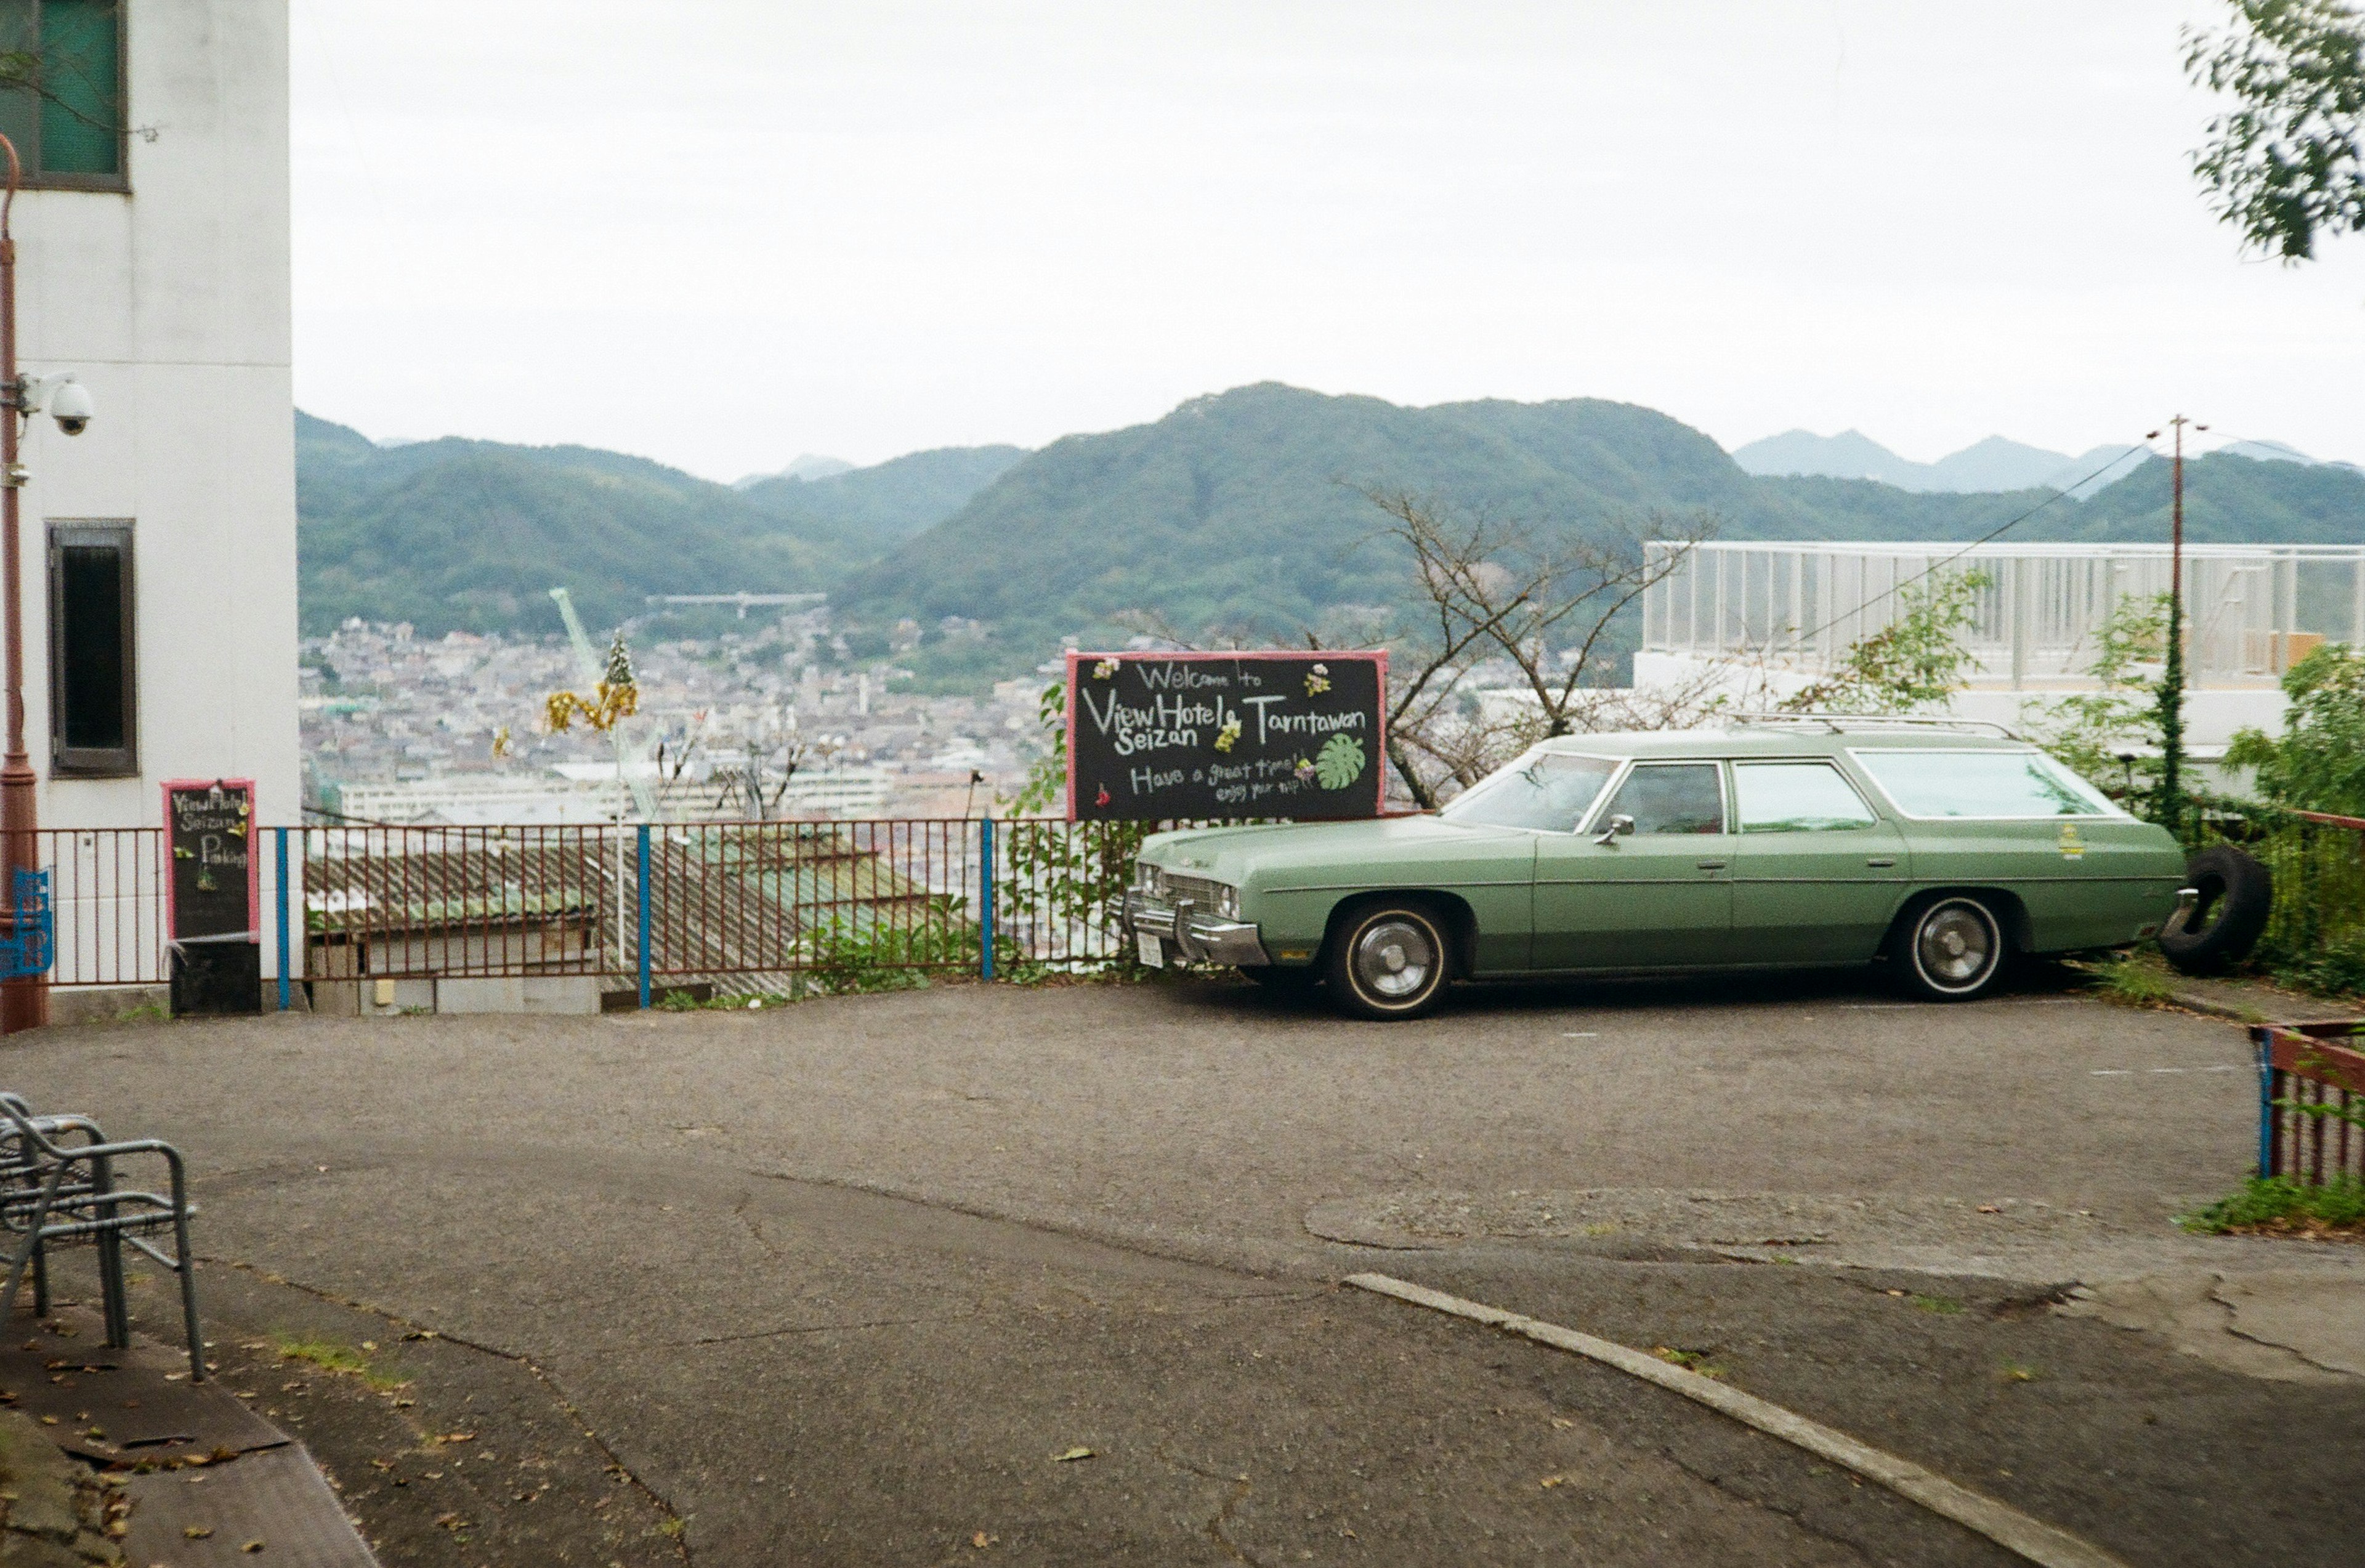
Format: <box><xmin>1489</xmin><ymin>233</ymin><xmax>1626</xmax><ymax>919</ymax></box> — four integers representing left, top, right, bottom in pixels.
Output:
<box><xmin>1779</xmin><ymin>572</ymin><xmax>1992</xmax><ymax>715</ymax></box>
<box><xmin>2185</xmin><ymin>0</ymin><xmax>2365</xmax><ymax>261</ymax></box>
<box><xmin>2034</xmin><ymin>592</ymin><xmax>2172</xmax><ymax>798</ymax></box>
<box><xmin>2228</xmin><ymin>643</ymin><xmax>2365</xmax><ymax>814</ymax></box>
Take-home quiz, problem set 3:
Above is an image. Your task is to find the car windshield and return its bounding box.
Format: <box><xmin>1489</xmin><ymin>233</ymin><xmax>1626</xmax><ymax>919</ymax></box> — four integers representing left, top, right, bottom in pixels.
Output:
<box><xmin>1439</xmin><ymin>751</ymin><xmax>1621</xmax><ymax>831</ymax></box>
<box><xmin>1851</xmin><ymin>749</ymin><xmax>2125</xmax><ymax>819</ymax></box>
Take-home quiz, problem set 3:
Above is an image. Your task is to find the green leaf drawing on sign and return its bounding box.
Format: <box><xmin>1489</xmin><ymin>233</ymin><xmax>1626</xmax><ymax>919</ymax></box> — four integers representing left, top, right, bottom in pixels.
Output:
<box><xmin>1314</xmin><ymin>733</ymin><xmax>1365</xmax><ymax>790</ymax></box>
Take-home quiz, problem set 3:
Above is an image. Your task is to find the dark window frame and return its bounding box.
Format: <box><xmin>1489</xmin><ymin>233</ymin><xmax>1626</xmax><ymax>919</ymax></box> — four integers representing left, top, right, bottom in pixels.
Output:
<box><xmin>47</xmin><ymin>517</ymin><xmax>135</xmax><ymax>777</ymax></box>
<box><xmin>1601</xmin><ymin>760</ymin><xmax>1729</xmax><ymax>836</ymax></box>
<box><xmin>0</xmin><ymin>0</ymin><xmax>127</xmax><ymax>193</ymax></box>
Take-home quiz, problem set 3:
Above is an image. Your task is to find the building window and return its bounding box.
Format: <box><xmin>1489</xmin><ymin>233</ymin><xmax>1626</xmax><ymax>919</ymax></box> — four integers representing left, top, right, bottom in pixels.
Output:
<box><xmin>48</xmin><ymin>520</ymin><xmax>134</xmax><ymax>776</ymax></box>
<box><xmin>0</xmin><ymin>0</ymin><xmax>123</xmax><ymax>188</ymax></box>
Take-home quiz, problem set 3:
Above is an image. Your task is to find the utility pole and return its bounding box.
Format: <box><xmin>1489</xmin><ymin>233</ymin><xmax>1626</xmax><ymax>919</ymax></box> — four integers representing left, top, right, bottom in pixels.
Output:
<box><xmin>0</xmin><ymin>140</ymin><xmax>37</xmax><ymax>1033</ymax></box>
<box><xmin>2147</xmin><ymin>416</ymin><xmax>2204</xmax><ymax>840</ymax></box>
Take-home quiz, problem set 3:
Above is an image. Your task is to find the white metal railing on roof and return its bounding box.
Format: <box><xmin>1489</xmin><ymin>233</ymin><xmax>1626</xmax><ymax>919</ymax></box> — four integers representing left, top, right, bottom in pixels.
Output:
<box><xmin>1641</xmin><ymin>540</ymin><xmax>2365</xmax><ymax>687</ymax></box>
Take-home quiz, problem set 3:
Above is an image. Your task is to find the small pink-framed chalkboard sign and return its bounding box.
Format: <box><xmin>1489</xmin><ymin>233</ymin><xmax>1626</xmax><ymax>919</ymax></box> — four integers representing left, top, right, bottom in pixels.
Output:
<box><xmin>162</xmin><ymin>778</ymin><xmax>259</xmax><ymax>943</ymax></box>
<box><xmin>1064</xmin><ymin>650</ymin><xmax>1388</xmax><ymax>822</ymax></box>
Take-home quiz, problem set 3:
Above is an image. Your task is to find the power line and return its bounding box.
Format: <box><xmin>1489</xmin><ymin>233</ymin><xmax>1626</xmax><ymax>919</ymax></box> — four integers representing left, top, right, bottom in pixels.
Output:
<box><xmin>1769</xmin><ymin>440</ymin><xmax>2159</xmax><ymax>650</ymax></box>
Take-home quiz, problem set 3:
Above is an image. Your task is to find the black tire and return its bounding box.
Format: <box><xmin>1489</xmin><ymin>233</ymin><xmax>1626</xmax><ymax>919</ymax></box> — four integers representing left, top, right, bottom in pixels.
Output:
<box><xmin>1889</xmin><ymin>893</ymin><xmax>2010</xmax><ymax>1002</ymax></box>
<box><xmin>1242</xmin><ymin>964</ymin><xmax>1322</xmax><ymax>992</ymax></box>
<box><xmin>2159</xmin><ymin>846</ymin><xmax>2272</xmax><ymax>976</ymax></box>
<box><xmin>1325</xmin><ymin>902</ymin><xmax>1451</xmax><ymax>1020</ymax></box>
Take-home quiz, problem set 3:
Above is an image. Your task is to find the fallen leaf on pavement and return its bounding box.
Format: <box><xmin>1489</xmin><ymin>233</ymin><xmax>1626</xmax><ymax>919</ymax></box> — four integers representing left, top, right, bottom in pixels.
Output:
<box><xmin>183</xmin><ymin>1526</ymin><xmax>214</xmax><ymax>1540</ymax></box>
<box><xmin>971</xmin><ymin>1531</ymin><xmax>997</xmax><ymax>1548</ymax></box>
<box><xmin>1053</xmin><ymin>1447</ymin><xmax>1095</xmax><ymax>1462</ymax></box>
<box><xmin>240</xmin><ymin>1541</ymin><xmax>265</xmax><ymax>1554</ymax></box>
<box><xmin>1540</xmin><ymin>1474</ymin><xmax>1567</xmax><ymax>1489</ymax></box>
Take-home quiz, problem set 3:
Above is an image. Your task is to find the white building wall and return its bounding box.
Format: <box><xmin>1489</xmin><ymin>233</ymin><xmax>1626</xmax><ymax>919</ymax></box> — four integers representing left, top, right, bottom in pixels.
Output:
<box><xmin>12</xmin><ymin>2</ymin><xmax>295</xmax><ymax>977</ymax></box>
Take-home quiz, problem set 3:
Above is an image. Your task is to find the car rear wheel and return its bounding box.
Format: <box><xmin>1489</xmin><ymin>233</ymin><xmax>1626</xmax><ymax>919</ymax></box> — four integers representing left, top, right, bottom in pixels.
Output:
<box><xmin>1327</xmin><ymin>902</ymin><xmax>1450</xmax><ymax>1020</ymax></box>
<box><xmin>1890</xmin><ymin>894</ymin><xmax>2008</xmax><ymax>1002</ymax></box>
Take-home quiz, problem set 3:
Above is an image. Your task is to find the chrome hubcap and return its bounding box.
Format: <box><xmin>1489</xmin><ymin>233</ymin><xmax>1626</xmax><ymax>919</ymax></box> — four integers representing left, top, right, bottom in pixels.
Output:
<box><xmin>1917</xmin><ymin>903</ymin><xmax>1996</xmax><ymax>989</ymax></box>
<box><xmin>1354</xmin><ymin>918</ymin><xmax>1436</xmax><ymax>1001</ymax></box>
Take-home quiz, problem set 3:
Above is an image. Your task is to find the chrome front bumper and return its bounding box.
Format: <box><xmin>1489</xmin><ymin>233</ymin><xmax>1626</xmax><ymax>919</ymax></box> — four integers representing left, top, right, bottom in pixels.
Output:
<box><xmin>1122</xmin><ymin>889</ymin><xmax>1271</xmax><ymax>966</ymax></box>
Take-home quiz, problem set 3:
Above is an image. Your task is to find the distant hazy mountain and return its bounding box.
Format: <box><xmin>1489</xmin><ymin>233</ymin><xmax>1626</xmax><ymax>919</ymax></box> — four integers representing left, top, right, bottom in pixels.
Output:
<box><xmin>731</xmin><ymin>453</ymin><xmax>856</xmax><ymax>489</ymax></box>
<box><xmin>1736</xmin><ymin>428</ymin><xmax>2088</xmax><ymax>494</ymax></box>
<box><xmin>737</xmin><ymin>445</ymin><xmax>1027</xmax><ymax>556</ymax></box>
<box><xmin>2216</xmin><ymin>438</ymin><xmax>2352</xmax><ymax>469</ymax></box>
<box><xmin>1731</xmin><ymin>429</ymin><xmax>1930</xmax><ymax>488</ymax></box>
<box><xmin>1925</xmin><ymin>435</ymin><xmax>2078</xmax><ymax>492</ymax></box>
<box><xmin>1736</xmin><ymin>427</ymin><xmax>2343</xmax><ymax>499</ymax></box>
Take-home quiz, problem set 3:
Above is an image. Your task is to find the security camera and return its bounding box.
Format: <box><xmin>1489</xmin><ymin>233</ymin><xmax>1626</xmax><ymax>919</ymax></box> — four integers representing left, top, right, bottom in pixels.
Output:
<box><xmin>47</xmin><ymin>378</ymin><xmax>92</xmax><ymax>437</ymax></box>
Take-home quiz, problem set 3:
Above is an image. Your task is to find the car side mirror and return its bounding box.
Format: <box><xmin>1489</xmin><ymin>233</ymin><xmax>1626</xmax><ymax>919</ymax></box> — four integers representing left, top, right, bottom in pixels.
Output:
<box><xmin>1593</xmin><ymin>813</ymin><xmax>1635</xmax><ymax>846</ymax></box>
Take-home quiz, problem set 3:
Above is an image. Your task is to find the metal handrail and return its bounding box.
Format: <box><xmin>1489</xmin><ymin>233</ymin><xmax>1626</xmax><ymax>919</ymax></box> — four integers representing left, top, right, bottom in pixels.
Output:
<box><xmin>0</xmin><ymin>1097</ymin><xmax>202</xmax><ymax>1378</ymax></box>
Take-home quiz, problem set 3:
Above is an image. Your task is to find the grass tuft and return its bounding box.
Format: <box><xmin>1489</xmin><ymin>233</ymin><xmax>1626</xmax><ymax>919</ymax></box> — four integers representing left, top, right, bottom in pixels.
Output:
<box><xmin>2091</xmin><ymin>955</ymin><xmax>2182</xmax><ymax>1008</ymax></box>
<box><xmin>1649</xmin><ymin>1346</ymin><xmax>1726</xmax><ymax>1379</ymax></box>
<box><xmin>272</xmin><ymin>1333</ymin><xmax>409</xmax><ymax>1392</ymax></box>
<box><xmin>2178</xmin><ymin>1175</ymin><xmax>2365</xmax><ymax>1238</ymax></box>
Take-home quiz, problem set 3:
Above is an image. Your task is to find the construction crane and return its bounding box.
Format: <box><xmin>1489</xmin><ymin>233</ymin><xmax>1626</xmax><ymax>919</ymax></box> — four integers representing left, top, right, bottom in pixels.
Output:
<box><xmin>548</xmin><ymin>588</ymin><xmax>657</xmax><ymax>821</ymax></box>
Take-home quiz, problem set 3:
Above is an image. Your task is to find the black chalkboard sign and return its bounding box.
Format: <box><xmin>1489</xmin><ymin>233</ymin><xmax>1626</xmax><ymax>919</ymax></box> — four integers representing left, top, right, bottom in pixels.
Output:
<box><xmin>1064</xmin><ymin>652</ymin><xmax>1388</xmax><ymax>822</ymax></box>
<box><xmin>163</xmin><ymin>778</ymin><xmax>258</xmax><ymax>941</ymax></box>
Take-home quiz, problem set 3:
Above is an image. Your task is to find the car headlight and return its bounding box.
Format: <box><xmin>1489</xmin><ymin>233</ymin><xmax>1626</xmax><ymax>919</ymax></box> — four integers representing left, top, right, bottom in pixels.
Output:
<box><xmin>1211</xmin><ymin>883</ymin><xmax>1239</xmax><ymax>919</ymax></box>
<box><xmin>1136</xmin><ymin>862</ymin><xmax>1166</xmax><ymax>898</ymax></box>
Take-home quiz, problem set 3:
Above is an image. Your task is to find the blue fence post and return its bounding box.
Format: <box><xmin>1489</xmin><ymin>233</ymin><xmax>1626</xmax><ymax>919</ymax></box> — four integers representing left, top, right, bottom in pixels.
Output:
<box><xmin>275</xmin><ymin>827</ymin><xmax>291</xmax><ymax>1012</ymax></box>
<box><xmin>2255</xmin><ymin>1025</ymin><xmax>2276</xmax><ymax>1178</ymax></box>
<box><xmin>636</xmin><ymin>823</ymin><xmax>653</xmax><ymax>1009</ymax></box>
<box><xmin>979</xmin><ymin>818</ymin><xmax>996</xmax><ymax>980</ymax></box>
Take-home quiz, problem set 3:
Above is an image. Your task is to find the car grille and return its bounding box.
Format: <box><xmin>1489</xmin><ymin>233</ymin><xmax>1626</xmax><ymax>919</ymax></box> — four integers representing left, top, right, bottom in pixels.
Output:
<box><xmin>1165</xmin><ymin>874</ymin><xmax>1227</xmax><ymax>910</ymax></box>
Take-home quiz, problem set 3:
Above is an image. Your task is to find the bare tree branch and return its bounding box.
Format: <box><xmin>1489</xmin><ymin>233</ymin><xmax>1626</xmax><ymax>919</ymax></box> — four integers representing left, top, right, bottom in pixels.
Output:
<box><xmin>1335</xmin><ymin>489</ymin><xmax>1720</xmax><ymax>807</ymax></box>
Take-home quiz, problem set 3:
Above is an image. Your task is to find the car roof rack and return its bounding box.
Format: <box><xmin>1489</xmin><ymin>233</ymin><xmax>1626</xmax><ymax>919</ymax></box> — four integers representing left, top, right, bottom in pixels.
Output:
<box><xmin>1728</xmin><ymin>712</ymin><xmax>2027</xmax><ymax>740</ymax></box>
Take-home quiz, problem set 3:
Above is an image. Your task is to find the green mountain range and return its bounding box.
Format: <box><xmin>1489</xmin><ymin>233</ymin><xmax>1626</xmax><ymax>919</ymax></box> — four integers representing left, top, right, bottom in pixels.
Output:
<box><xmin>838</xmin><ymin>383</ymin><xmax>2365</xmax><ymax>683</ymax></box>
<box><xmin>296</xmin><ymin>387</ymin><xmax>2365</xmax><ymax>685</ymax></box>
<box><xmin>296</xmin><ymin>410</ymin><xmax>1023</xmax><ymax>636</ymax></box>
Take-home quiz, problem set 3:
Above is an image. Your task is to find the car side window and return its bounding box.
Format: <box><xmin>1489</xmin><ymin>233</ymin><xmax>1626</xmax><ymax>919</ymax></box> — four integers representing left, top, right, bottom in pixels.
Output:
<box><xmin>1601</xmin><ymin>763</ymin><xmax>1726</xmax><ymax>835</ymax></box>
<box><xmin>1733</xmin><ymin>762</ymin><xmax>1880</xmax><ymax>833</ymax></box>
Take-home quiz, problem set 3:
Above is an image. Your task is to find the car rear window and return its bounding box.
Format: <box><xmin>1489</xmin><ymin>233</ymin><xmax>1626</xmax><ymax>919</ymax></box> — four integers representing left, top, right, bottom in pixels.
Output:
<box><xmin>1440</xmin><ymin>752</ymin><xmax>1620</xmax><ymax>831</ymax></box>
<box><xmin>1851</xmin><ymin>749</ymin><xmax>2124</xmax><ymax>820</ymax></box>
<box><xmin>1734</xmin><ymin>762</ymin><xmax>1880</xmax><ymax>832</ymax></box>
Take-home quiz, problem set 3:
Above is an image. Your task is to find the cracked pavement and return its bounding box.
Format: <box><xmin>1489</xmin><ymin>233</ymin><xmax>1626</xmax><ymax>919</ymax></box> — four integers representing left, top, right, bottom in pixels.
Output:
<box><xmin>13</xmin><ymin>969</ymin><xmax>2365</xmax><ymax>1564</ymax></box>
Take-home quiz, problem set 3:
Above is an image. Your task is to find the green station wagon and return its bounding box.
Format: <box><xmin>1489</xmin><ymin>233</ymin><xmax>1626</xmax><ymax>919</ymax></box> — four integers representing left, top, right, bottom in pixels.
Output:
<box><xmin>1122</xmin><ymin>719</ymin><xmax>2193</xmax><ymax>1019</ymax></box>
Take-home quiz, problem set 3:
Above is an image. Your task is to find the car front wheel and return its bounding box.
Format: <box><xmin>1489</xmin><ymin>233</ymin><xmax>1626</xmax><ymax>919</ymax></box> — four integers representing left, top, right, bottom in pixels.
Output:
<box><xmin>1327</xmin><ymin>903</ymin><xmax>1450</xmax><ymax>1020</ymax></box>
<box><xmin>1890</xmin><ymin>894</ymin><xmax>2008</xmax><ymax>1001</ymax></box>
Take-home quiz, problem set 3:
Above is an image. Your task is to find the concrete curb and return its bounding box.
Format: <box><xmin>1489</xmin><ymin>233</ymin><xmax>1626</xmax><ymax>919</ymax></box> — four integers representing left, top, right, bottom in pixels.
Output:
<box><xmin>1345</xmin><ymin>1272</ymin><xmax>2132</xmax><ymax>1568</ymax></box>
<box><xmin>2165</xmin><ymin>990</ymin><xmax>2268</xmax><ymax>1024</ymax></box>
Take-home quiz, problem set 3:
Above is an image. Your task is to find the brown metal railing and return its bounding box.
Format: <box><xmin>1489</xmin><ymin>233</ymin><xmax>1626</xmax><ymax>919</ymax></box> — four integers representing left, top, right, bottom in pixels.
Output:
<box><xmin>2252</xmin><ymin>1021</ymin><xmax>2365</xmax><ymax>1187</ymax></box>
<box><xmin>42</xmin><ymin>827</ymin><xmax>166</xmax><ymax>988</ymax></box>
<box><xmin>25</xmin><ymin>817</ymin><xmax>1171</xmax><ymax>1000</ymax></box>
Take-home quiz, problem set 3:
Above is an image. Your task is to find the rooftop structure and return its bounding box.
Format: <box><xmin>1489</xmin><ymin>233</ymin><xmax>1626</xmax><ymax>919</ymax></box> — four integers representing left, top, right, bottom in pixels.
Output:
<box><xmin>1641</xmin><ymin>540</ymin><xmax>2365</xmax><ymax>690</ymax></box>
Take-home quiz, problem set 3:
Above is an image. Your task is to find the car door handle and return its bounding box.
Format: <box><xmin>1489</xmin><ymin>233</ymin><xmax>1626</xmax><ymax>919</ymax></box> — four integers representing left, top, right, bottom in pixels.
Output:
<box><xmin>1696</xmin><ymin>860</ymin><xmax>1728</xmax><ymax>870</ymax></box>
<box><xmin>1866</xmin><ymin>857</ymin><xmax>1897</xmax><ymax>867</ymax></box>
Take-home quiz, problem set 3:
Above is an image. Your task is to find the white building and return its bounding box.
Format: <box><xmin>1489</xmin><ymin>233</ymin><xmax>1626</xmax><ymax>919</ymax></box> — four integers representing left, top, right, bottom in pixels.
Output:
<box><xmin>11</xmin><ymin>3</ymin><xmax>297</xmax><ymax>1012</ymax></box>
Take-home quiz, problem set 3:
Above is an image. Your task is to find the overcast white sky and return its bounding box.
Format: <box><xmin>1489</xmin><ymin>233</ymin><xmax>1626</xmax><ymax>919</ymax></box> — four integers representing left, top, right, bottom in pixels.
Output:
<box><xmin>290</xmin><ymin>1</ymin><xmax>2365</xmax><ymax>482</ymax></box>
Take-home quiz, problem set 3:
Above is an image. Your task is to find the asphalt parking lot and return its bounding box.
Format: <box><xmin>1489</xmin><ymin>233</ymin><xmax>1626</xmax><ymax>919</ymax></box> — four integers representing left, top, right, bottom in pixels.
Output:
<box><xmin>15</xmin><ymin>969</ymin><xmax>2365</xmax><ymax>1565</ymax></box>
